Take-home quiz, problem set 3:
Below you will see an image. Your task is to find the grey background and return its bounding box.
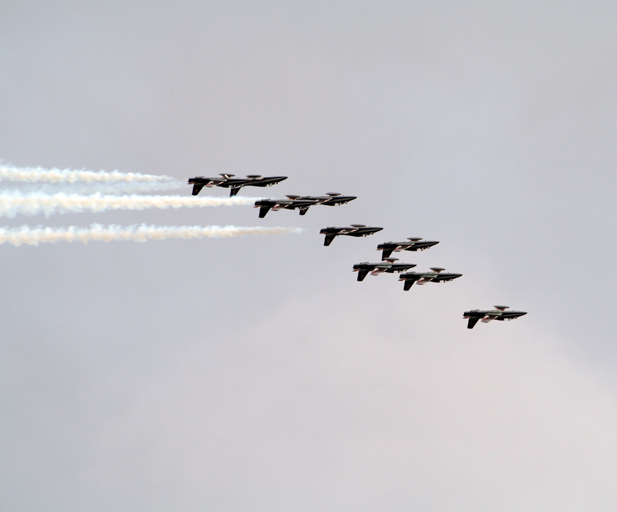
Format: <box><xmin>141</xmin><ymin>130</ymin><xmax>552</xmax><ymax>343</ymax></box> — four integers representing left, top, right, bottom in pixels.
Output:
<box><xmin>1</xmin><ymin>1</ymin><xmax>617</xmax><ymax>510</ymax></box>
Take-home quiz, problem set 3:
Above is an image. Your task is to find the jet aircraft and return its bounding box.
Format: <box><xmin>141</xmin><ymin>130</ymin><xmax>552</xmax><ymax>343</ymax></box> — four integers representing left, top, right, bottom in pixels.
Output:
<box><xmin>377</xmin><ymin>237</ymin><xmax>439</xmax><ymax>260</ymax></box>
<box><xmin>398</xmin><ymin>267</ymin><xmax>462</xmax><ymax>291</ymax></box>
<box><xmin>254</xmin><ymin>193</ymin><xmax>355</xmax><ymax>218</ymax></box>
<box><xmin>463</xmin><ymin>306</ymin><xmax>527</xmax><ymax>329</ymax></box>
<box><xmin>319</xmin><ymin>225</ymin><xmax>383</xmax><ymax>246</ymax></box>
<box><xmin>352</xmin><ymin>258</ymin><xmax>417</xmax><ymax>281</ymax></box>
<box><xmin>188</xmin><ymin>174</ymin><xmax>287</xmax><ymax>196</ymax></box>
<box><xmin>254</xmin><ymin>196</ymin><xmax>319</xmax><ymax>218</ymax></box>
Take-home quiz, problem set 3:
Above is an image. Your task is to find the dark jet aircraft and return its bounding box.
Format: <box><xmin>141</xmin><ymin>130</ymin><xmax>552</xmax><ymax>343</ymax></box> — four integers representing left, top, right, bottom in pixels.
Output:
<box><xmin>188</xmin><ymin>174</ymin><xmax>287</xmax><ymax>196</ymax></box>
<box><xmin>254</xmin><ymin>193</ymin><xmax>356</xmax><ymax>218</ymax></box>
<box><xmin>398</xmin><ymin>267</ymin><xmax>462</xmax><ymax>291</ymax></box>
<box><xmin>254</xmin><ymin>195</ymin><xmax>319</xmax><ymax>218</ymax></box>
<box><xmin>352</xmin><ymin>258</ymin><xmax>417</xmax><ymax>281</ymax></box>
<box><xmin>463</xmin><ymin>306</ymin><xmax>527</xmax><ymax>329</ymax></box>
<box><xmin>320</xmin><ymin>225</ymin><xmax>383</xmax><ymax>246</ymax></box>
<box><xmin>377</xmin><ymin>237</ymin><xmax>440</xmax><ymax>260</ymax></box>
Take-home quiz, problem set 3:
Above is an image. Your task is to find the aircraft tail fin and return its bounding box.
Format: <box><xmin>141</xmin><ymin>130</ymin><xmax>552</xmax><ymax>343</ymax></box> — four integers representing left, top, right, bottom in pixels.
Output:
<box><xmin>259</xmin><ymin>206</ymin><xmax>271</xmax><ymax>218</ymax></box>
<box><xmin>299</xmin><ymin>207</ymin><xmax>310</xmax><ymax>216</ymax></box>
<box><xmin>381</xmin><ymin>248</ymin><xmax>394</xmax><ymax>260</ymax></box>
<box><xmin>357</xmin><ymin>270</ymin><xmax>369</xmax><ymax>282</ymax></box>
<box><xmin>467</xmin><ymin>317</ymin><xmax>480</xmax><ymax>329</ymax></box>
<box><xmin>403</xmin><ymin>280</ymin><xmax>414</xmax><ymax>291</ymax></box>
<box><xmin>229</xmin><ymin>187</ymin><xmax>240</xmax><ymax>197</ymax></box>
<box><xmin>192</xmin><ymin>184</ymin><xmax>204</xmax><ymax>196</ymax></box>
<box><xmin>324</xmin><ymin>234</ymin><xmax>336</xmax><ymax>246</ymax></box>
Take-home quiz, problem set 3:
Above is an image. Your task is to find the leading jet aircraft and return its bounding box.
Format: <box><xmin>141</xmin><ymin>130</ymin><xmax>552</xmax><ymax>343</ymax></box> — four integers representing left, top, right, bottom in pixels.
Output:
<box><xmin>352</xmin><ymin>258</ymin><xmax>417</xmax><ymax>281</ymax></box>
<box><xmin>377</xmin><ymin>237</ymin><xmax>439</xmax><ymax>260</ymax></box>
<box><xmin>463</xmin><ymin>306</ymin><xmax>527</xmax><ymax>329</ymax></box>
<box><xmin>320</xmin><ymin>225</ymin><xmax>383</xmax><ymax>246</ymax></box>
<box><xmin>254</xmin><ymin>193</ymin><xmax>356</xmax><ymax>218</ymax></box>
<box><xmin>398</xmin><ymin>267</ymin><xmax>462</xmax><ymax>291</ymax></box>
<box><xmin>188</xmin><ymin>174</ymin><xmax>287</xmax><ymax>196</ymax></box>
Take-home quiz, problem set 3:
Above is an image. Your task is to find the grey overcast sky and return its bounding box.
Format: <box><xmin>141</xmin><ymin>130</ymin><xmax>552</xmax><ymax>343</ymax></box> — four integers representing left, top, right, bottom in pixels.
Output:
<box><xmin>1</xmin><ymin>1</ymin><xmax>617</xmax><ymax>510</ymax></box>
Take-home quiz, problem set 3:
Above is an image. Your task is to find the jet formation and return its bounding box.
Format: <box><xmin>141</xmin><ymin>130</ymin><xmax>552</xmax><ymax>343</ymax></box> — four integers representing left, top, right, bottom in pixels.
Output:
<box><xmin>187</xmin><ymin>170</ymin><xmax>525</xmax><ymax>329</ymax></box>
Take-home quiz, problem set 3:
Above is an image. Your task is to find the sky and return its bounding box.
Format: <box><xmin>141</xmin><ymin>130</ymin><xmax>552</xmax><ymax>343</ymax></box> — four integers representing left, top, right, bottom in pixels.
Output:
<box><xmin>1</xmin><ymin>1</ymin><xmax>617</xmax><ymax>510</ymax></box>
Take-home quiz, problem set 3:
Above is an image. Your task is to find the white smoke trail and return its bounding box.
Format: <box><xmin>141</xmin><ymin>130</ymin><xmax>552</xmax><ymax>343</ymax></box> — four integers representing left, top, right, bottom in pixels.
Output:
<box><xmin>0</xmin><ymin>191</ymin><xmax>258</xmax><ymax>218</ymax></box>
<box><xmin>0</xmin><ymin>165</ymin><xmax>183</xmax><ymax>188</ymax></box>
<box><xmin>7</xmin><ymin>181</ymin><xmax>186</xmax><ymax>195</ymax></box>
<box><xmin>0</xmin><ymin>224</ymin><xmax>302</xmax><ymax>246</ymax></box>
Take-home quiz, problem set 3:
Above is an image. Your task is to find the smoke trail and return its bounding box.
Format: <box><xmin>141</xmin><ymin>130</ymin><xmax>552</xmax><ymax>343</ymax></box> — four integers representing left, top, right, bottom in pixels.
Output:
<box><xmin>0</xmin><ymin>224</ymin><xmax>302</xmax><ymax>246</ymax></box>
<box><xmin>0</xmin><ymin>191</ymin><xmax>258</xmax><ymax>218</ymax></box>
<box><xmin>7</xmin><ymin>181</ymin><xmax>187</xmax><ymax>195</ymax></box>
<box><xmin>0</xmin><ymin>165</ymin><xmax>183</xmax><ymax>187</ymax></box>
